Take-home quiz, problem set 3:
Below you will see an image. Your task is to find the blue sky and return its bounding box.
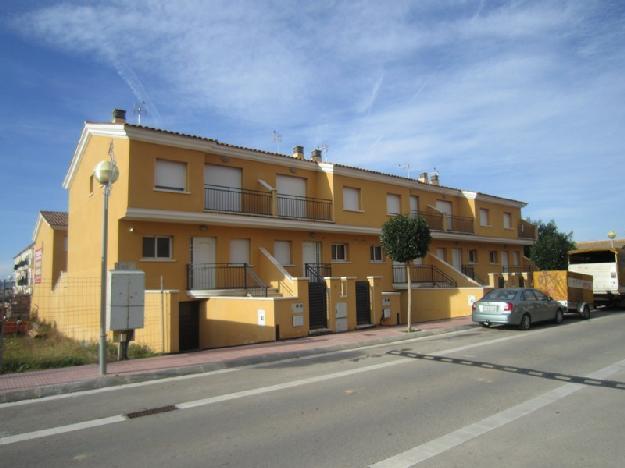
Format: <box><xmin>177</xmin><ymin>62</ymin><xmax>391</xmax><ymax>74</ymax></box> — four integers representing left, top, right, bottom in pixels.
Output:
<box><xmin>1</xmin><ymin>0</ymin><xmax>624</xmax><ymax>278</ymax></box>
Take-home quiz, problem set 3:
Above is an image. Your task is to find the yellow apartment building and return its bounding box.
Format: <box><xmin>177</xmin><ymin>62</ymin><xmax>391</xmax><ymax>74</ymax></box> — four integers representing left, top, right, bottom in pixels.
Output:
<box><xmin>31</xmin><ymin>109</ymin><xmax>536</xmax><ymax>353</ymax></box>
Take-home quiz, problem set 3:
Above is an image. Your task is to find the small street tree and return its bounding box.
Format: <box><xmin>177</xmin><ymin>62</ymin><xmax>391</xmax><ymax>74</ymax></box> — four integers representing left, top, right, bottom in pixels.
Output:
<box><xmin>525</xmin><ymin>219</ymin><xmax>575</xmax><ymax>270</ymax></box>
<box><xmin>380</xmin><ymin>214</ymin><xmax>431</xmax><ymax>331</ymax></box>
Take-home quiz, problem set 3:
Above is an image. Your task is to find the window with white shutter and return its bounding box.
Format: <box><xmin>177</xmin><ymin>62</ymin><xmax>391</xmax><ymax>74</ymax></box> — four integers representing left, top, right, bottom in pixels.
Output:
<box><xmin>155</xmin><ymin>160</ymin><xmax>186</xmax><ymax>192</ymax></box>
<box><xmin>273</xmin><ymin>241</ymin><xmax>292</xmax><ymax>266</ymax></box>
<box><xmin>343</xmin><ymin>187</ymin><xmax>361</xmax><ymax>211</ymax></box>
<box><xmin>386</xmin><ymin>194</ymin><xmax>401</xmax><ymax>215</ymax></box>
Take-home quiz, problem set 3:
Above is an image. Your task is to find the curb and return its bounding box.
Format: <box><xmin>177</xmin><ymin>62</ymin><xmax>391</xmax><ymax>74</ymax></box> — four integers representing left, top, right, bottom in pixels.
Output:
<box><xmin>0</xmin><ymin>322</ymin><xmax>476</xmax><ymax>404</ymax></box>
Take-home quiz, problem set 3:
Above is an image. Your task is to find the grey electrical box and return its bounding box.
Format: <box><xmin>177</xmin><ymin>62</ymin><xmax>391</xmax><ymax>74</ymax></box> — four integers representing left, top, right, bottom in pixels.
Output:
<box><xmin>106</xmin><ymin>269</ymin><xmax>145</xmax><ymax>331</ymax></box>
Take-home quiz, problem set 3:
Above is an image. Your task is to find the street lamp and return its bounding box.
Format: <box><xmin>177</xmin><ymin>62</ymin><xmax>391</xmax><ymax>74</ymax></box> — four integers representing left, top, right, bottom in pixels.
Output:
<box><xmin>93</xmin><ymin>158</ymin><xmax>119</xmax><ymax>375</ymax></box>
<box><xmin>608</xmin><ymin>230</ymin><xmax>616</xmax><ymax>250</ymax></box>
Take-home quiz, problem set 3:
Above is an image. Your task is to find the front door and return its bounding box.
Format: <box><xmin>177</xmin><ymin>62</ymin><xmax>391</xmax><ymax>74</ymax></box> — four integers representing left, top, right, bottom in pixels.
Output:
<box><xmin>501</xmin><ymin>251</ymin><xmax>509</xmax><ymax>273</ymax></box>
<box><xmin>192</xmin><ymin>237</ymin><xmax>216</xmax><ymax>289</ymax></box>
<box><xmin>451</xmin><ymin>248</ymin><xmax>462</xmax><ymax>271</ymax></box>
<box><xmin>302</xmin><ymin>241</ymin><xmax>322</xmax><ymax>277</ymax></box>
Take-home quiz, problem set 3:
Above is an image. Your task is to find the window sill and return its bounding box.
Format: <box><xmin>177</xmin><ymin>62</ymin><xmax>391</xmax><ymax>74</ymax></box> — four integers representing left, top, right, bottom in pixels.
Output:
<box><xmin>480</xmin><ymin>224</ymin><xmax>491</xmax><ymax>228</ymax></box>
<box><xmin>154</xmin><ymin>188</ymin><xmax>191</xmax><ymax>195</ymax></box>
<box><xmin>343</xmin><ymin>208</ymin><xmax>364</xmax><ymax>213</ymax></box>
<box><xmin>369</xmin><ymin>260</ymin><xmax>385</xmax><ymax>264</ymax></box>
<box><xmin>140</xmin><ymin>258</ymin><xmax>176</xmax><ymax>262</ymax></box>
<box><xmin>331</xmin><ymin>260</ymin><xmax>351</xmax><ymax>264</ymax></box>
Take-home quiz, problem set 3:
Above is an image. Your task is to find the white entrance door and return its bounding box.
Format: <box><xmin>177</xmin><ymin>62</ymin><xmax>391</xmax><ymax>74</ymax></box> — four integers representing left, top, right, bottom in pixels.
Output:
<box><xmin>302</xmin><ymin>241</ymin><xmax>322</xmax><ymax>276</ymax></box>
<box><xmin>501</xmin><ymin>251</ymin><xmax>509</xmax><ymax>273</ymax></box>
<box><xmin>229</xmin><ymin>239</ymin><xmax>250</xmax><ymax>264</ymax></box>
<box><xmin>192</xmin><ymin>237</ymin><xmax>216</xmax><ymax>289</ymax></box>
<box><xmin>204</xmin><ymin>165</ymin><xmax>242</xmax><ymax>212</ymax></box>
<box><xmin>435</xmin><ymin>200</ymin><xmax>453</xmax><ymax>230</ymax></box>
<box><xmin>451</xmin><ymin>248</ymin><xmax>462</xmax><ymax>271</ymax></box>
<box><xmin>276</xmin><ymin>175</ymin><xmax>306</xmax><ymax>218</ymax></box>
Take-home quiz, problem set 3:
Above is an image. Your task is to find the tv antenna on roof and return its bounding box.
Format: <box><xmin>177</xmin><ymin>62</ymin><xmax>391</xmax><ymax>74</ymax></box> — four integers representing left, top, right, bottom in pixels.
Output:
<box><xmin>272</xmin><ymin>130</ymin><xmax>283</xmax><ymax>153</ymax></box>
<box><xmin>317</xmin><ymin>144</ymin><xmax>328</xmax><ymax>162</ymax></box>
<box><xmin>133</xmin><ymin>101</ymin><xmax>148</xmax><ymax>125</ymax></box>
<box><xmin>397</xmin><ymin>163</ymin><xmax>412</xmax><ymax>178</ymax></box>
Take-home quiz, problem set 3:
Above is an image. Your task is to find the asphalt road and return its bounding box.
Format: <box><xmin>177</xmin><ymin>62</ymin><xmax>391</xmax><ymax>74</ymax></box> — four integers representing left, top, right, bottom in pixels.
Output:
<box><xmin>2</xmin><ymin>309</ymin><xmax>625</xmax><ymax>467</ymax></box>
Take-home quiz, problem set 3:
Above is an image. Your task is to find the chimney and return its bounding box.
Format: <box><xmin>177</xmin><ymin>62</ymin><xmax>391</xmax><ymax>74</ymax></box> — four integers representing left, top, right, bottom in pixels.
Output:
<box><xmin>292</xmin><ymin>145</ymin><xmax>304</xmax><ymax>160</ymax></box>
<box><xmin>430</xmin><ymin>173</ymin><xmax>440</xmax><ymax>186</ymax></box>
<box><xmin>112</xmin><ymin>108</ymin><xmax>126</xmax><ymax>124</ymax></box>
<box><xmin>311</xmin><ymin>149</ymin><xmax>322</xmax><ymax>163</ymax></box>
<box><xmin>418</xmin><ymin>172</ymin><xmax>429</xmax><ymax>184</ymax></box>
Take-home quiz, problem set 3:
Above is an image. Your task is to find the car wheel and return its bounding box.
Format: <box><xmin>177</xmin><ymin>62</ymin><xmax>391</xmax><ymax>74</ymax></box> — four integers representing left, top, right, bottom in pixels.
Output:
<box><xmin>480</xmin><ymin>322</ymin><xmax>491</xmax><ymax>328</ymax></box>
<box><xmin>554</xmin><ymin>308</ymin><xmax>563</xmax><ymax>324</ymax></box>
<box><xmin>582</xmin><ymin>304</ymin><xmax>591</xmax><ymax>320</ymax></box>
<box><xmin>519</xmin><ymin>314</ymin><xmax>531</xmax><ymax>331</ymax></box>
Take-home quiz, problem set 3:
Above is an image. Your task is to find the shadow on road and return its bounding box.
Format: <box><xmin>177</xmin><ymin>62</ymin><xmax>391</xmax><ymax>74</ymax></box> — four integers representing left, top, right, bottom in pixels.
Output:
<box><xmin>388</xmin><ymin>349</ymin><xmax>625</xmax><ymax>391</ymax></box>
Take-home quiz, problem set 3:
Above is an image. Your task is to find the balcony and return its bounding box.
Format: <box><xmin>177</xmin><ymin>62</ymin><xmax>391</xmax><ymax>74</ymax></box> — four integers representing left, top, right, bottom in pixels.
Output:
<box><xmin>518</xmin><ymin>220</ymin><xmax>537</xmax><ymax>239</ymax></box>
<box><xmin>204</xmin><ymin>185</ymin><xmax>332</xmax><ymax>222</ymax></box>
<box><xmin>187</xmin><ymin>263</ymin><xmax>267</xmax><ymax>296</ymax></box>
<box><xmin>409</xmin><ymin>211</ymin><xmax>474</xmax><ymax>234</ymax></box>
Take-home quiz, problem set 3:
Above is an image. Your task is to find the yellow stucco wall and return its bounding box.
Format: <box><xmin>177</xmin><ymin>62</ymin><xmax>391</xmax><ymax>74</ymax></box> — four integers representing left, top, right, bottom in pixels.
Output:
<box><xmin>400</xmin><ymin>287</ymin><xmax>485</xmax><ymax>323</ymax></box>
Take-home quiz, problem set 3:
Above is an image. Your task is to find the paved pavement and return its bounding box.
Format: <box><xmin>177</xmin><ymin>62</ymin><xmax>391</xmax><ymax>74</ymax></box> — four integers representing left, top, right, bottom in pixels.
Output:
<box><xmin>2</xmin><ymin>310</ymin><xmax>623</xmax><ymax>467</ymax></box>
<box><xmin>0</xmin><ymin>316</ymin><xmax>474</xmax><ymax>403</ymax></box>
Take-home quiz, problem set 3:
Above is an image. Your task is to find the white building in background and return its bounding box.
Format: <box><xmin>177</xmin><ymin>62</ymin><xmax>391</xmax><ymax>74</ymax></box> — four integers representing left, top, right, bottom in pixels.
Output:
<box><xmin>13</xmin><ymin>242</ymin><xmax>34</xmax><ymax>295</ymax></box>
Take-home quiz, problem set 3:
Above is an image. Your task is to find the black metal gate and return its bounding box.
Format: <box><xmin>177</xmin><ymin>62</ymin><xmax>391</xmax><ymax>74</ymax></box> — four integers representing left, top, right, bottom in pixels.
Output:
<box><xmin>355</xmin><ymin>281</ymin><xmax>371</xmax><ymax>325</ymax></box>
<box><xmin>308</xmin><ymin>282</ymin><xmax>327</xmax><ymax>330</ymax></box>
<box><xmin>179</xmin><ymin>301</ymin><xmax>199</xmax><ymax>352</ymax></box>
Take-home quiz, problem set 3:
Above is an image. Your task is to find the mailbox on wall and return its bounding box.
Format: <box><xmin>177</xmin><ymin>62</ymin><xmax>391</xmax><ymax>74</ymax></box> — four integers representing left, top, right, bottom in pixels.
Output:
<box><xmin>106</xmin><ymin>269</ymin><xmax>145</xmax><ymax>331</ymax></box>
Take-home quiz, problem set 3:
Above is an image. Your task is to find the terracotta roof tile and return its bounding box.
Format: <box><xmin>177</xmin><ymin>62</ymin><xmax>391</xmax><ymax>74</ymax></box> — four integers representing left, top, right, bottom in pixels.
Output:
<box><xmin>40</xmin><ymin>211</ymin><xmax>68</xmax><ymax>228</ymax></box>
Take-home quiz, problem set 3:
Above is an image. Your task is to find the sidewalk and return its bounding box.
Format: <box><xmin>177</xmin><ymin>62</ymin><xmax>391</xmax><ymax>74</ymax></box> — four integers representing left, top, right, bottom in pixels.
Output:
<box><xmin>0</xmin><ymin>316</ymin><xmax>474</xmax><ymax>403</ymax></box>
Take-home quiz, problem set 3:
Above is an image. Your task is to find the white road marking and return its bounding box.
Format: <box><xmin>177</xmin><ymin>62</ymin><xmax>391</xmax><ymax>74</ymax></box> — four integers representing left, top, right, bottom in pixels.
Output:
<box><xmin>0</xmin><ymin>328</ymin><xmax>474</xmax><ymax>409</ymax></box>
<box><xmin>0</xmin><ymin>316</ymin><xmax>616</xmax><ymax>446</ymax></box>
<box><xmin>370</xmin><ymin>357</ymin><xmax>625</xmax><ymax>468</ymax></box>
<box><xmin>0</xmin><ymin>415</ymin><xmax>126</xmax><ymax>446</ymax></box>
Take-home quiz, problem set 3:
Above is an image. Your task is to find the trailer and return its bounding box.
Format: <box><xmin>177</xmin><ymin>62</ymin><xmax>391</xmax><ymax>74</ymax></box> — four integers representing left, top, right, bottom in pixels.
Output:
<box><xmin>533</xmin><ymin>270</ymin><xmax>593</xmax><ymax>319</ymax></box>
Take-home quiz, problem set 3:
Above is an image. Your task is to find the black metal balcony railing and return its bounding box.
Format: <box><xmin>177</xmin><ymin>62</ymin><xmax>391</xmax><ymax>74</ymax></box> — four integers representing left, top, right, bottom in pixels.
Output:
<box><xmin>392</xmin><ymin>264</ymin><xmax>457</xmax><ymax>288</ymax></box>
<box><xmin>277</xmin><ymin>194</ymin><xmax>332</xmax><ymax>221</ymax></box>
<box><xmin>461</xmin><ymin>264</ymin><xmax>485</xmax><ymax>284</ymax></box>
<box><xmin>305</xmin><ymin>263</ymin><xmax>332</xmax><ymax>282</ymax></box>
<box><xmin>187</xmin><ymin>263</ymin><xmax>267</xmax><ymax>296</ymax></box>
<box><xmin>204</xmin><ymin>185</ymin><xmax>272</xmax><ymax>216</ymax></box>
<box><xmin>518</xmin><ymin>222</ymin><xmax>537</xmax><ymax>239</ymax></box>
<box><xmin>409</xmin><ymin>210</ymin><xmax>444</xmax><ymax>231</ymax></box>
<box><xmin>446</xmin><ymin>215</ymin><xmax>475</xmax><ymax>234</ymax></box>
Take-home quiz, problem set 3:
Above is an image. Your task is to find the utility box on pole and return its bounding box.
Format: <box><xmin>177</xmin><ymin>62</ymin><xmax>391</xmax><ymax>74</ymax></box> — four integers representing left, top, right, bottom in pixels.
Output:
<box><xmin>106</xmin><ymin>269</ymin><xmax>145</xmax><ymax>331</ymax></box>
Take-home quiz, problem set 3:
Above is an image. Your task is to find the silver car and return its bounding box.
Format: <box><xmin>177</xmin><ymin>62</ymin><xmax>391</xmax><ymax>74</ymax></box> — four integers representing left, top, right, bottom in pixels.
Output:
<box><xmin>472</xmin><ymin>288</ymin><xmax>564</xmax><ymax>330</ymax></box>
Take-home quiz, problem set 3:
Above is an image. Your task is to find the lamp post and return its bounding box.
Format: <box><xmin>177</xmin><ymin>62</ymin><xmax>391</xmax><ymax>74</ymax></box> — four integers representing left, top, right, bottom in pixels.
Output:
<box><xmin>608</xmin><ymin>230</ymin><xmax>616</xmax><ymax>250</ymax></box>
<box><xmin>93</xmin><ymin>159</ymin><xmax>119</xmax><ymax>375</ymax></box>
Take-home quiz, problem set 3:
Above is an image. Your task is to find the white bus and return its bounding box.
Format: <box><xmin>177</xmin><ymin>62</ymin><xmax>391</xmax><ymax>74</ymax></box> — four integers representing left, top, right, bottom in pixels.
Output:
<box><xmin>568</xmin><ymin>247</ymin><xmax>625</xmax><ymax>306</ymax></box>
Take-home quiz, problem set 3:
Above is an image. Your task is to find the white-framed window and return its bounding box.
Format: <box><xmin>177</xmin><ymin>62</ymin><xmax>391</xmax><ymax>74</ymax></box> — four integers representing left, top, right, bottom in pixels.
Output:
<box><xmin>386</xmin><ymin>194</ymin><xmax>401</xmax><ymax>215</ymax></box>
<box><xmin>229</xmin><ymin>239</ymin><xmax>250</xmax><ymax>264</ymax></box>
<box><xmin>479</xmin><ymin>208</ymin><xmax>490</xmax><ymax>226</ymax></box>
<box><xmin>503</xmin><ymin>212</ymin><xmax>512</xmax><ymax>229</ymax></box>
<box><xmin>273</xmin><ymin>241</ymin><xmax>292</xmax><ymax>266</ymax></box>
<box><xmin>489</xmin><ymin>250</ymin><xmax>498</xmax><ymax>264</ymax></box>
<box><xmin>143</xmin><ymin>236</ymin><xmax>172</xmax><ymax>259</ymax></box>
<box><xmin>409</xmin><ymin>196</ymin><xmax>419</xmax><ymax>216</ymax></box>
<box><xmin>469</xmin><ymin>249</ymin><xmax>478</xmax><ymax>264</ymax></box>
<box><xmin>343</xmin><ymin>187</ymin><xmax>361</xmax><ymax>211</ymax></box>
<box><xmin>370</xmin><ymin>245</ymin><xmax>383</xmax><ymax>262</ymax></box>
<box><xmin>155</xmin><ymin>159</ymin><xmax>187</xmax><ymax>192</ymax></box>
<box><xmin>511</xmin><ymin>251</ymin><xmax>520</xmax><ymax>266</ymax></box>
<box><xmin>331</xmin><ymin>243</ymin><xmax>348</xmax><ymax>261</ymax></box>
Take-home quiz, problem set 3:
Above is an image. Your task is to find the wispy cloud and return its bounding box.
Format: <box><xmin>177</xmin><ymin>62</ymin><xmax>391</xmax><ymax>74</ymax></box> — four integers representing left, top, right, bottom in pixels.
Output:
<box><xmin>9</xmin><ymin>0</ymin><xmax>625</xmax><ymax>240</ymax></box>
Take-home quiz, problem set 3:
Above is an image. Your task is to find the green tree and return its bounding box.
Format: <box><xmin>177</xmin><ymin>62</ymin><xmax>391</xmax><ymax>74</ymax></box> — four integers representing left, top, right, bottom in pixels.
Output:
<box><xmin>525</xmin><ymin>219</ymin><xmax>575</xmax><ymax>270</ymax></box>
<box><xmin>380</xmin><ymin>214</ymin><xmax>432</xmax><ymax>331</ymax></box>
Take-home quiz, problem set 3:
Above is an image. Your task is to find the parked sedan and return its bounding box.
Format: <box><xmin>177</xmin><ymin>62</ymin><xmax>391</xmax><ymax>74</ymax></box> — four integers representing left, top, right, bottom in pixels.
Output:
<box><xmin>472</xmin><ymin>288</ymin><xmax>565</xmax><ymax>330</ymax></box>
